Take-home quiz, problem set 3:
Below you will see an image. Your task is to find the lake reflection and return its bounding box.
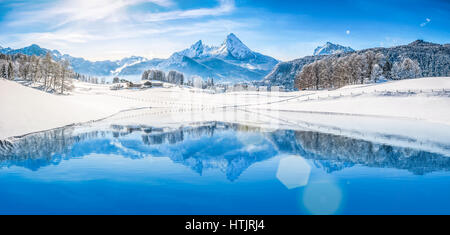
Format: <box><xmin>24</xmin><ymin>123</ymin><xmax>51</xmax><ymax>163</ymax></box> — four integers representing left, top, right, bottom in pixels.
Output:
<box><xmin>1</xmin><ymin>121</ymin><xmax>450</xmax><ymax>214</ymax></box>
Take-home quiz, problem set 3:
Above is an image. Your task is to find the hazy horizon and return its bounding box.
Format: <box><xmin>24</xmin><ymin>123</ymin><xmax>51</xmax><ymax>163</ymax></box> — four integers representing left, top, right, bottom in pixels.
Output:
<box><xmin>1</xmin><ymin>0</ymin><xmax>449</xmax><ymax>61</ymax></box>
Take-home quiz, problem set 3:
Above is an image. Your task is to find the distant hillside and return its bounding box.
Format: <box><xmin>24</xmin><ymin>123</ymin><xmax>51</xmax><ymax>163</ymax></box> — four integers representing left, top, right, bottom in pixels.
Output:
<box><xmin>0</xmin><ymin>44</ymin><xmax>151</xmax><ymax>77</ymax></box>
<box><xmin>264</xmin><ymin>40</ymin><xmax>450</xmax><ymax>90</ymax></box>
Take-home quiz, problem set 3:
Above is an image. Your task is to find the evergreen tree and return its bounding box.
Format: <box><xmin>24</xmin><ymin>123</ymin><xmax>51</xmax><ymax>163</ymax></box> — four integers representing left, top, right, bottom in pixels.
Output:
<box><xmin>1</xmin><ymin>64</ymin><xmax>7</xmax><ymax>79</ymax></box>
<box><xmin>382</xmin><ymin>60</ymin><xmax>392</xmax><ymax>80</ymax></box>
<box><xmin>7</xmin><ymin>62</ymin><xmax>14</xmax><ymax>80</ymax></box>
<box><xmin>141</xmin><ymin>70</ymin><xmax>149</xmax><ymax>80</ymax></box>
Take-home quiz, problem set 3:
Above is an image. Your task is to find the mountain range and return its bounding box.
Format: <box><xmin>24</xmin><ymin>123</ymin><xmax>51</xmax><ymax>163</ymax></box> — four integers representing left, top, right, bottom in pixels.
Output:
<box><xmin>0</xmin><ymin>33</ymin><xmax>279</xmax><ymax>82</ymax></box>
<box><xmin>5</xmin><ymin>37</ymin><xmax>447</xmax><ymax>88</ymax></box>
<box><xmin>0</xmin><ymin>44</ymin><xmax>153</xmax><ymax>77</ymax></box>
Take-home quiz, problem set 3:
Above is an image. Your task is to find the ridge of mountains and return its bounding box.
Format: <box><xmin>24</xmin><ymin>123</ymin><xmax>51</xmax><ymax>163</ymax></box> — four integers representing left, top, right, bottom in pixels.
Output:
<box><xmin>3</xmin><ymin>38</ymin><xmax>448</xmax><ymax>88</ymax></box>
<box><xmin>0</xmin><ymin>44</ymin><xmax>154</xmax><ymax>77</ymax></box>
<box><xmin>0</xmin><ymin>33</ymin><xmax>279</xmax><ymax>82</ymax></box>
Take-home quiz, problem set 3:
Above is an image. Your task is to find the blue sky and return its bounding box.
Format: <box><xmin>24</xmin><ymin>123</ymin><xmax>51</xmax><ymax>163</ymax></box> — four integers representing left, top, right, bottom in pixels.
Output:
<box><xmin>0</xmin><ymin>0</ymin><xmax>449</xmax><ymax>61</ymax></box>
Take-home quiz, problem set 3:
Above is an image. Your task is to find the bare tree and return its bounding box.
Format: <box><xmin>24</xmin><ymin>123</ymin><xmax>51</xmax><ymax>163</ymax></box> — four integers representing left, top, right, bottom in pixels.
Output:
<box><xmin>42</xmin><ymin>52</ymin><xmax>53</xmax><ymax>90</ymax></box>
<box><xmin>19</xmin><ymin>56</ymin><xmax>31</xmax><ymax>80</ymax></box>
<box><xmin>58</xmin><ymin>60</ymin><xmax>72</xmax><ymax>94</ymax></box>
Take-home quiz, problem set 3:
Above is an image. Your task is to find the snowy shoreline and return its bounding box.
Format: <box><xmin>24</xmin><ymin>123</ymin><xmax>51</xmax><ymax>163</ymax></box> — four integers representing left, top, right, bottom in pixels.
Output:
<box><xmin>1</xmin><ymin>77</ymin><xmax>450</xmax><ymax>141</ymax></box>
<box><xmin>8</xmin><ymin>106</ymin><xmax>154</xmax><ymax>140</ymax></box>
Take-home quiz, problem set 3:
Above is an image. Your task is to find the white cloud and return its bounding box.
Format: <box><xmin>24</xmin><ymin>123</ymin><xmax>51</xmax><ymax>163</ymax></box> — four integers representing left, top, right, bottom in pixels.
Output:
<box><xmin>7</xmin><ymin>0</ymin><xmax>176</xmax><ymax>27</ymax></box>
<box><xmin>1</xmin><ymin>0</ymin><xmax>239</xmax><ymax>60</ymax></box>
<box><xmin>420</xmin><ymin>18</ymin><xmax>431</xmax><ymax>27</ymax></box>
<box><xmin>140</xmin><ymin>0</ymin><xmax>235</xmax><ymax>22</ymax></box>
<box><xmin>8</xmin><ymin>0</ymin><xmax>234</xmax><ymax>27</ymax></box>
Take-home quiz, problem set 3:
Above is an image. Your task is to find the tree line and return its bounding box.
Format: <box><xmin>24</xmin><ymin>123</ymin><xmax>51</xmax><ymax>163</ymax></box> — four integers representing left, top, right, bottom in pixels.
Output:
<box><xmin>295</xmin><ymin>51</ymin><xmax>422</xmax><ymax>90</ymax></box>
<box><xmin>140</xmin><ymin>69</ymin><xmax>219</xmax><ymax>89</ymax></box>
<box><xmin>74</xmin><ymin>73</ymin><xmax>105</xmax><ymax>84</ymax></box>
<box><xmin>1</xmin><ymin>52</ymin><xmax>74</xmax><ymax>94</ymax></box>
<box><xmin>141</xmin><ymin>69</ymin><xmax>185</xmax><ymax>85</ymax></box>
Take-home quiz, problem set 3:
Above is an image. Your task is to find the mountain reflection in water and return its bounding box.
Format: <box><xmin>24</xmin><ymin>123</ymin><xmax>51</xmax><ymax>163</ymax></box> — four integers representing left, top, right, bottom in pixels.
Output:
<box><xmin>1</xmin><ymin>121</ymin><xmax>449</xmax><ymax>180</ymax></box>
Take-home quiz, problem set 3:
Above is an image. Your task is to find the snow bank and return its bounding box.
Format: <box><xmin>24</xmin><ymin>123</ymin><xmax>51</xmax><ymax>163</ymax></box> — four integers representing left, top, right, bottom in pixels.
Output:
<box><xmin>0</xmin><ymin>77</ymin><xmax>449</xmax><ymax>140</ymax></box>
<box><xmin>0</xmin><ymin>80</ymin><xmax>149</xmax><ymax>139</ymax></box>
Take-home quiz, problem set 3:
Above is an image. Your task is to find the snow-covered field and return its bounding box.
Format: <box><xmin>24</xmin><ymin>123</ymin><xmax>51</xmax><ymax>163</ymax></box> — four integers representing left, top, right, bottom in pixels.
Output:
<box><xmin>1</xmin><ymin>77</ymin><xmax>449</xmax><ymax>143</ymax></box>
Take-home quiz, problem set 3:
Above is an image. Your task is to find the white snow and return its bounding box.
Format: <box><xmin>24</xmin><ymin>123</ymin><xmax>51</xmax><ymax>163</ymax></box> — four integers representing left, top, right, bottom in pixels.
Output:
<box><xmin>1</xmin><ymin>77</ymin><xmax>450</xmax><ymax>151</ymax></box>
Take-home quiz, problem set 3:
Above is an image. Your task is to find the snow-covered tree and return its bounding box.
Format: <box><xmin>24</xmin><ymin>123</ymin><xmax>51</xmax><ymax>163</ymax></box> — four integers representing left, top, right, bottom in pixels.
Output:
<box><xmin>392</xmin><ymin>58</ymin><xmax>421</xmax><ymax>80</ymax></box>
<box><xmin>19</xmin><ymin>56</ymin><xmax>31</xmax><ymax>80</ymax></box>
<box><xmin>1</xmin><ymin>52</ymin><xmax>75</xmax><ymax>93</ymax></box>
<box><xmin>348</xmin><ymin>53</ymin><xmax>361</xmax><ymax>85</ymax></box>
<box><xmin>1</xmin><ymin>64</ymin><xmax>7</xmax><ymax>79</ymax></box>
<box><xmin>30</xmin><ymin>55</ymin><xmax>41</xmax><ymax>83</ymax></box>
<box><xmin>145</xmin><ymin>69</ymin><xmax>165</xmax><ymax>81</ymax></box>
<box><xmin>58</xmin><ymin>60</ymin><xmax>73</xmax><ymax>94</ymax></box>
<box><xmin>401</xmin><ymin>58</ymin><xmax>422</xmax><ymax>79</ymax></box>
<box><xmin>206</xmin><ymin>77</ymin><xmax>214</xmax><ymax>88</ymax></box>
<box><xmin>370</xmin><ymin>64</ymin><xmax>384</xmax><ymax>83</ymax></box>
<box><xmin>141</xmin><ymin>70</ymin><xmax>149</xmax><ymax>80</ymax></box>
<box><xmin>193</xmin><ymin>76</ymin><xmax>203</xmax><ymax>89</ymax></box>
<box><xmin>7</xmin><ymin>62</ymin><xmax>14</xmax><ymax>80</ymax></box>
<box><xmin>167</xmin><ymin>71</ymin><xmax>184</xmax><ymax>85</ymax></box>
<box><xmin>382</xmin><ymin>60</ymin><xmax>392</xmax><ymax>80</ymax></box>
<box><xmin>42</xmin><ymin>52</ymin><xmax>53</xmax><ymax>89</ymax></box>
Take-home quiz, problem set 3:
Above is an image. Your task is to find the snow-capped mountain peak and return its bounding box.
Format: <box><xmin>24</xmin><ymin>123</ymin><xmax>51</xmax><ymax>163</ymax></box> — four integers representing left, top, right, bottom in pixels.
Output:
<box><xmin>157</xmin><ymin>33</ymin><xmax>279</xmax><ymax>82</ymax></box>
<box><xmin>185</xmin><ymin>40</ymin><xmax>204</xmax><ymax>57</ymax></box>
<box><xmin>175</xmin><ymin>34</ymin><xmax>255</xmax><ymax>60</ymax></box>
<box><xmin>175</xmin><ymin>40</ymin><xmax>210</xmax><ymax>59</ymax></box>
<box><xmin>313</xmin><ymin>42</ymin><xmax>355</xmax><ymax>56</ymax></box>
<box><xmin>191</xmin><ymin>40</ymin><xmax>204</xmax><ymax>50</ymax></box>
<box><xmin>214</xmin><ymin>33</ymin><xmax>254</xmax><ymax>60</ymax></box>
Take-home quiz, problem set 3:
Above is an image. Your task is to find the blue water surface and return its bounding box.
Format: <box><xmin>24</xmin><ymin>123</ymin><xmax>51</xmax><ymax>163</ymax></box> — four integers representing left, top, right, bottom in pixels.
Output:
<box><xmin>0</xmin><ymin>122</ymin><xmax>449</xmax><ymax>215</ymax></box>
